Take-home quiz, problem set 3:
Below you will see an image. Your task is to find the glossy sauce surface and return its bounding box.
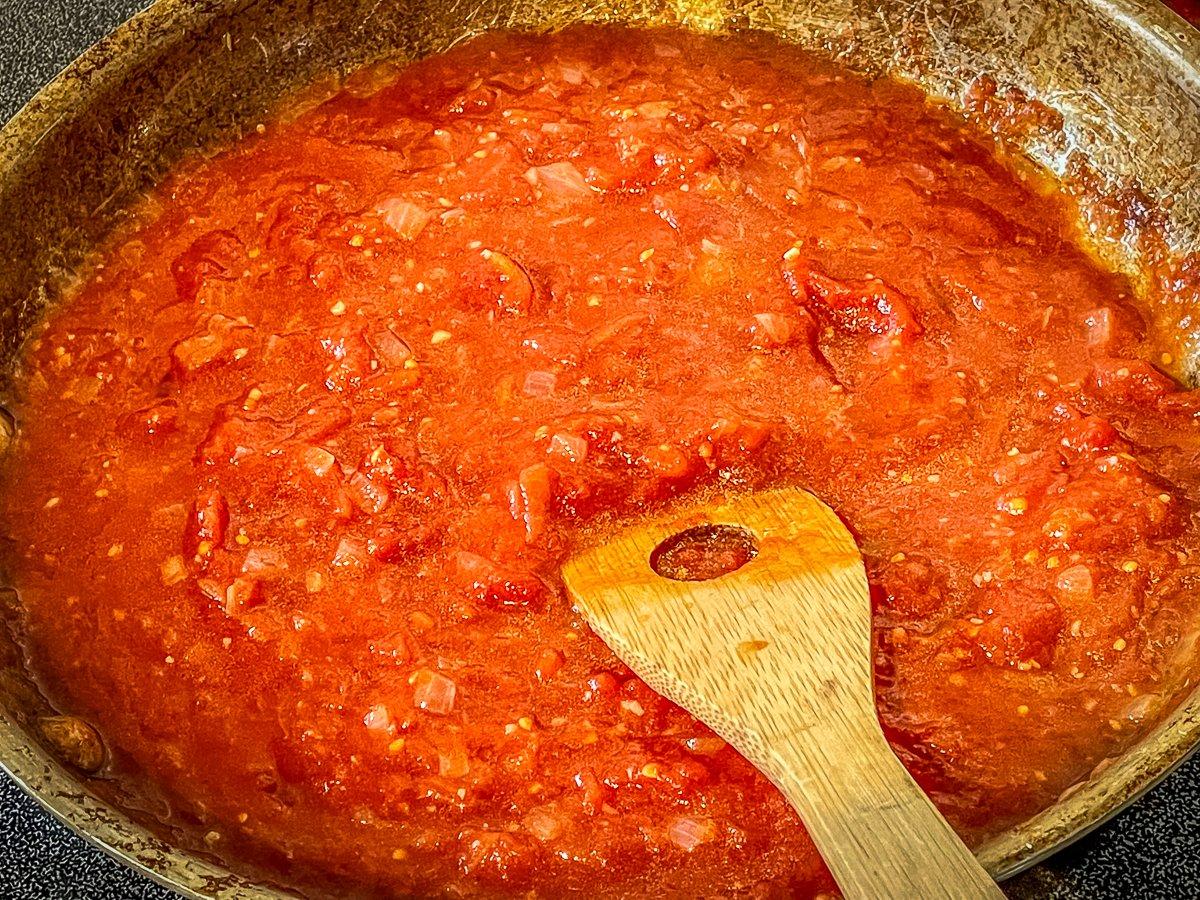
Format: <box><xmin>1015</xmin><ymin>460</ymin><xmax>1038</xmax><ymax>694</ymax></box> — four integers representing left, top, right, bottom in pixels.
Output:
<box><xmin>3</xmin><ymin>27</ymin><xmax>1200</xmax><ymax>898</ymax></box>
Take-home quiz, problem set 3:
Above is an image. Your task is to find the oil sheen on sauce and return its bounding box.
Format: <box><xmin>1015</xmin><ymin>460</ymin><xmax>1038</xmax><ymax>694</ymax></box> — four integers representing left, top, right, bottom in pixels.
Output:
<box><xmin>3</xmin><ymin>26</ymin><xmax>1200</xmax><ymax>898</ymax></box>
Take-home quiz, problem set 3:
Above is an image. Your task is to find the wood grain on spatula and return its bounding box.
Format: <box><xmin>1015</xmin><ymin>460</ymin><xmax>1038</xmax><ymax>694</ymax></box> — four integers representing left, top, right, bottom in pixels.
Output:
<box><xmin>561</xmin><ymin>486</ymin><xmax>1002</xmax><ymax>900</ymax></box>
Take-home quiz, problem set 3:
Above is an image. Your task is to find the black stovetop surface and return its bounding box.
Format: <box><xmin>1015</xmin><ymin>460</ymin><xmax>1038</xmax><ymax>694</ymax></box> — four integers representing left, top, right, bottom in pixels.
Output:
<box><xmin>1</xmin><ymin>2</ymin><xmax>1197</xmax><ymax>897</ymax></box>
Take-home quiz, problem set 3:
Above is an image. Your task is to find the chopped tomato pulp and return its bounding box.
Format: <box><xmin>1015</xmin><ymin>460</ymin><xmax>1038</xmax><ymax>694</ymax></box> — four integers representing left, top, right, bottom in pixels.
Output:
<box><xmin>3</xmin><ymin>26</ymin><xmax>1200</xmax><ymax>898</ymax></box>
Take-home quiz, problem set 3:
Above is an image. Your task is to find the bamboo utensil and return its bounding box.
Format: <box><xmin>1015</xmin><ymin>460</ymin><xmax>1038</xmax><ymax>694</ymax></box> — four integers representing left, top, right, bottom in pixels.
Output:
<box><xmin>562</xmin><ymin>487</ymin><xmax>1002</xmax><ymax>899</ymax></box>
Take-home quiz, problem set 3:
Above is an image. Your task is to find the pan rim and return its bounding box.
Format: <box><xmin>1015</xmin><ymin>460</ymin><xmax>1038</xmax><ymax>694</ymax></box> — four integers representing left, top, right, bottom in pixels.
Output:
<box><xmin>2</xmin><ymin>0</ymin><xmax>1200</xmax><ymax>895</ymax></box>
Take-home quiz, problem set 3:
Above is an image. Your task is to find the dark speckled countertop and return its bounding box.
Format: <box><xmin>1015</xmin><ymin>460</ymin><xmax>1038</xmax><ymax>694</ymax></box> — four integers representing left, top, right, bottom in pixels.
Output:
<box><xmin>1</xmin><ymin>2</ymin><xmax>1199</xmax><ymax>898</ymax></box>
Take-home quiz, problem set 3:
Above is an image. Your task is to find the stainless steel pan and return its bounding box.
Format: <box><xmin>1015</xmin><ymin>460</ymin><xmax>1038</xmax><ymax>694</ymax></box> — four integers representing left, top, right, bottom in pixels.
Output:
<box><xmin>1</xmin><ymin>1</ymin><xmax>1198</xmax><ymax>895</ymax></box>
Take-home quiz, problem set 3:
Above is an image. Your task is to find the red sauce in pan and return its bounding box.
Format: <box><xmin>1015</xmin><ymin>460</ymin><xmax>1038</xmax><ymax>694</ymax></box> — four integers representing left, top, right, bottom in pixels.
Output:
<box><xmin>3</xmin><ymin>26</ymin><xmax>1200</xmax><ymax>897</ymax></box>
<box><xmin>1167</xmin><ymin>0</ymin><xmax>1200</xmax><ymax>24</ymax></box>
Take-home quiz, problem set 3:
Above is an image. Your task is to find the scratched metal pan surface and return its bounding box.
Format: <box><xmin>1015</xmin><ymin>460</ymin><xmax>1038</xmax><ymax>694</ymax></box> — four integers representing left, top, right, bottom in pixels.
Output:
<box><xmin>1</xmin><ymin>1</ymin><xmax>1199</xmax><ymax>897</ymax></box>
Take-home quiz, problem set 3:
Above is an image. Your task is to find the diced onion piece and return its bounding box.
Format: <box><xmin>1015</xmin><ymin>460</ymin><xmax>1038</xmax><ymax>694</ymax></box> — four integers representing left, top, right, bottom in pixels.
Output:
<box><xmin>171</xmin><ymin>332</ymin><xmax>224</xmax><ymax>373</ymax></box>
<box><xmin>1041</xmin><ymin>506</ymin><xmax>1096</xmax><ymax>540</ymax></box>
<box><xmin>188</xmin><ymin>490</ymin><xmax>229</xmax><ymax>551</ymax></box>
<box><xmin>66</xmin><ymin>376</ymin><xmax>101</xmax><ymax>405</ymax></box>
<box><xmin>523</xmin><ymin>370</ymin><xmax>557</xmax><ymax>398</ymax></box>
<box><xmin>411</xmin><ymin>668</ymin><xmax>457</xmax><ymax>716</ymax></box>
<box><xmin>1123</xmin><ymin>692</ymin><xmax>1158</xmax><ymax>722</ymax></box>
<box><xmin>348</xmin><ymin>471</ymin><xmax>391</xmax><ymax>514</ymax></box>
<box><xmin>573</xmin><ymin>767</ymin><xmax>608</xmax><ymax>811</ymax></box>
<box><xmin>585</xmin><ymin>311</ymin><xmax>647</xmax><ymax>351</ymax></box>
<box><xmin>524</xmin><ymin>161</ymin><xmax>595</xmax><ymax>198</ymax></box>
<box><xmin>1055</xmin><ymin>564</ymin><xmax>1094</xmax><ymax>603</ymax></box>
<box><xmin>548</xmin><ymin>432</ymin><xmax>587</xmax><ymax>463</ymax></box>
<box><xmin>363</xmin><ymin>704</ymin><xmax>393</xmax><ymax>732</ymax></box>
<box><xmin>457</xmin><ymin>549</ymin><xmax>546</xmax><ymax>609</ymax></box>
<box><xmin>683</xmin><ymin>735</ymin><xmax>727</xmax><ymax>757</ymax></box>
<box><xmin>159</xmin><ymin>555</ymin><xmax>188</xmax><ymax>586</ymax></box>
<box><xmin>1083</xmin><ymin>307</ymin><xmax>1113</xmax><ymax>347</ymax></box>
<box><xmin>524</xmin><ymin>804</ymin><xmax>564</xmax><ymax>841</ymax></box>
<box><xmin>1090</xmin><ymin>358</ymin><xmax>1174</xmax><ymax>403</ymax></box>
<box><xmin>369</xmin><ymin>327</ymin><xmax>412</xmax><ymax>367</ymax></box>
<box><xmin>637</xmin><ymin>100</ymin><xmax>672</xmax><ymax>119</ymax></box>
<box><xmin>197</xmin><ymin>579</ymin><xmax>224</xmax><ymax>603</ymax></box>
<box><xmin>620</xmin><ymin>699</ymin><xmax>645</xmax><ymax>716</ymax></box>
<box><xmin>242</xmin><ymin>547</ymin><xmax>287</xmax><ymax>576</ymax></box>
<box><xmin>438</xmin><ymin>748</ymin><xmax>470</xmax><ymax>778</ymax></box>
<box><xmin>479</xmin><ymin>248</ymin><xmax>535</xmax><ymax>316</ymax></box>
<box><xmin>223</xmin><ymin>575</ymin><xmax>261</xmax><ymax>615</ymax></box>
<box><xmin>642</xmin><ymin>443</ymin><xmax>691</xmax><ymax>479</ymax></box>
<box><xmin>331</xmin><ymin>536</ymin><xmax>369</xmax><ymax>569</ymax></box>
<box><xmin>302</xmin><ymin>446</ymin><xmax>337</xmax><ymax>478</ymax></box>
<box><xmin>748</xmin><ymin>312</ymin><xmax>794</xmax><ymax>349</ymax></box>
<box><xmin>378</xmin><ymin>199</ymin><xmax>431</xmax><ymax>240</ymax></box>
<box><xmin>514</xmin><ymin>463</ymin><xmax>553</xmax><ymax>542</ymax></box>
<box><xmin>455</xmin><ymin>550</ymin><xmax>499</xmax><ymax>581</ymax></box>
<box><xmin>667</xmin><ymin>816</ymin><xmax>715</xmax><ymax>851</ymax></box>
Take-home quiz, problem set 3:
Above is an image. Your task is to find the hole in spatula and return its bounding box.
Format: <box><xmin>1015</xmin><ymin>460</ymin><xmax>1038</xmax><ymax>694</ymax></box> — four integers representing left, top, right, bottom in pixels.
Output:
<box><xmin>650</xmin><ymin>524</ymin><xmax>758</xmax><ymax>582</ymax></box>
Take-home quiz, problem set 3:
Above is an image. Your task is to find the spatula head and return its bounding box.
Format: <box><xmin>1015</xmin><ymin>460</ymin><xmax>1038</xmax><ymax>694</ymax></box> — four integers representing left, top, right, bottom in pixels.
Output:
<box><xmin>561</xmin><ymin>486</ymin><xmax>873</xmax><ymax>752</ymax></box>
<box><xmin>563</xmin><ymin>488</ymin><xmax>1004</xmax><ymax>900</ymax></box>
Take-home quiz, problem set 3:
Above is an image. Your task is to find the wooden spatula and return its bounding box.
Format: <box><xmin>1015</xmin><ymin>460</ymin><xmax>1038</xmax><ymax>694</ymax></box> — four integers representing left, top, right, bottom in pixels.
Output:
<box><xmin>561</xmin><ymin>486</ymin><xmax>1002</xmax><ymax>900</ymax></box>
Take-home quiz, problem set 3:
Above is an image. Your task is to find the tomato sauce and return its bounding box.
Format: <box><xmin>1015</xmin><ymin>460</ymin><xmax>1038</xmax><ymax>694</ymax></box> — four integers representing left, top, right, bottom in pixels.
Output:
<box><xmin>2</xmin><ymin>26</ymin><xmax>1200</xmax><ymax>898</ymax></box>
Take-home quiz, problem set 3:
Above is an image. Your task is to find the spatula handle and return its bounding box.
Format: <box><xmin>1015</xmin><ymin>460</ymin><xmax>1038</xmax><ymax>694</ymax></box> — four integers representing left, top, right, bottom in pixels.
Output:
<box><xmin>767</xmin><ymin>714</ymin><xmax>1004</xmax><ymax>900</ymax></box>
